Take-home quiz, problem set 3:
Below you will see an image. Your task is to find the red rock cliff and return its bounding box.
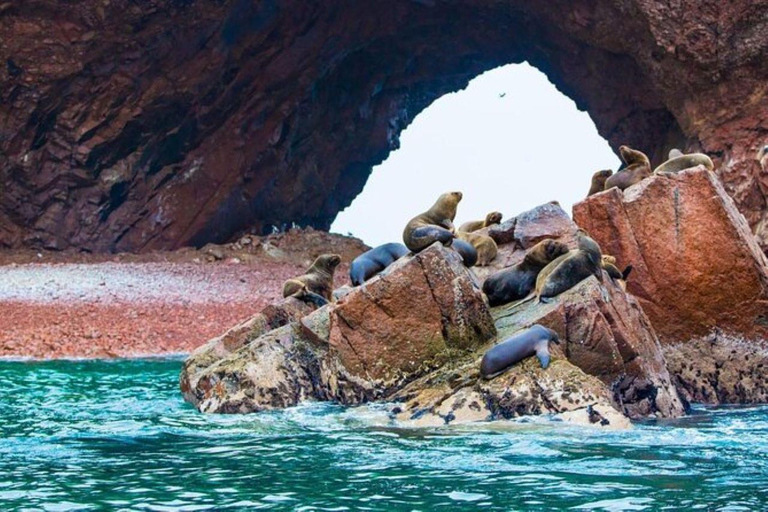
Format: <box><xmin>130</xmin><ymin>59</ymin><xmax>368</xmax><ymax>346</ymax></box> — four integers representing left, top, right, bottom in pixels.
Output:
<box><xmin>2</xmin><ymin>1</ymin><xmax>767</xmax><ymax>251</ymax></box>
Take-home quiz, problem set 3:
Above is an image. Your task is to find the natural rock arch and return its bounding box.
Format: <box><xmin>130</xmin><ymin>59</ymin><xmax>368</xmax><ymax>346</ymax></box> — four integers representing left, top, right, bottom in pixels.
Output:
<box><xmin>1</xmin><ymin>1</ymin><xmax>766</xmax><ymax>252</ymax></box>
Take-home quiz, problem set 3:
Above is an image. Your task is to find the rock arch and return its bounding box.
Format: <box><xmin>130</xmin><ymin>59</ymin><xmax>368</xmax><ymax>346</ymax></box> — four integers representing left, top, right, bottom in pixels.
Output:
<box><xmin>1</xmin><ymin>1</ymin><xmax>766</xmax><ymax>251</ymax></box>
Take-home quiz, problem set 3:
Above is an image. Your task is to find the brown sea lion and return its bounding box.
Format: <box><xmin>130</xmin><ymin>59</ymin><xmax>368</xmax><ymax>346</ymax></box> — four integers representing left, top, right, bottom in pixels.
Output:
<box><xmin>536</xmin><ymin>231</ymin><xmax>603</xmax><ymax>301</ymax></box>
<box><xmin>458</xmin><ymin>211</ymin><xmax>503</xmax><ymax>233</ymax></box>
<box><xmin>588</xmin><ymin>170</ymin><xmax>613</xmax><ymax>196</ymax></box>
<box><xmin>482</xmin><ymin>239</ymin><xmax>570</xmax><ymax>306</ymax></box>
<box><xmin>601</xmin><ymin>255</ymin><xmax>633</xmax><ymax>291</ymax></box>
<box><xmin>456</xmin><ymin>231</ymin><xmax>498</xmax><ymax>266</ymax></box>
<box><xmin>283</xmin><ymin>253</ymin><xmax>341</xmax><ymax>306</ymax></box>
<box><xmin>403</xmin><ymin>191</ymin><xmax>462</xmax><ymax>253</ymax></box>
<box><xmin>480</xmin><ymin>324</ymin><xmax>560</xmax><ymax>378</ymax></box>
<box><xmin>603</xmin><ymin>146</ymin><xmax>651</xmax><ymax>192</ymax></box>
<box><xmin>654</xmin><ymin>151</ymin><xmax>714</xmax><ymax>175</ymax></box>
<box><xmin>349</xmin><ymin>243</ymin><xmax>409</xmax><ymax>286</ymax></box>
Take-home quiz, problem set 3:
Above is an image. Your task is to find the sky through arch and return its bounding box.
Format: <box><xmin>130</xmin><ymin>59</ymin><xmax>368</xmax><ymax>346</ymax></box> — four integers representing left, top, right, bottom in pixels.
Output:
<box><xmin>331</xmin><ymin>62</ymin><xmax>620</xmax><ymax>247</ymax></box>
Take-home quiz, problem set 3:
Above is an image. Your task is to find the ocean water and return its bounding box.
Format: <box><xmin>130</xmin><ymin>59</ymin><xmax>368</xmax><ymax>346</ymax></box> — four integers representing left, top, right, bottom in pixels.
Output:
<box><xmin>2</xmin><ymin>358</ymin><xmax>767</xmax><ymax>511</ymax></box>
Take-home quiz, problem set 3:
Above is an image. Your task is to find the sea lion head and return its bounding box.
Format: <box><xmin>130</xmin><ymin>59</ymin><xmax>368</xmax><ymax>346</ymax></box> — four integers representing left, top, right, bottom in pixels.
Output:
<box><xmin>576</xmin><ymin>230</ymin><xmax>602</xmax><ymax>265</ymax></box>
<box><xmin>312</xmin><ymin>253</ymin><xmax>342</xmax><ymax>273</ymax></box>
<box><xmin>601</xmin><ymin>254</ymin><xmax>617</xmax><ymax>265</ymax></box>
<box><xmin>619</xmin><ymin>145</ymin><xmax>650</xmax><ymax>166</ymax></box>
<box><xmin>430</xmin><ymin>191</ymin><xmax>463</xmax><ymax>220</ymax></box>
<box><xmin>485</xmin><ymin>211</ymin><xmax>503</xmax><ymax>225</ymax></box>
<box><xmin>544</xmin><ymin>239</ymin><xmax>569</xmax><ymax>261</ymax></box>
<box><xmin>669</xmin><ymin>148</ymin><xmax>684</xmax><ymax>159</ymax></box>
<box><xmin>594</xmin><ymin>169</ymin><xmax>613</xmax><ymax>179</ymax></box>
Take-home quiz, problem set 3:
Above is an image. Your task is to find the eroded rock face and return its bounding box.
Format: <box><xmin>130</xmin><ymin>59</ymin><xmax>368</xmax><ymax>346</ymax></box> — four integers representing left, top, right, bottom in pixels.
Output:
<box><xmin>664</xmin><ymin>335</ymin><xmax>768</xmax><ymax>405</ymax></box>
<box><xmin>2</xmin><ymin>2</ymin><xmax>767</xmax><ymax>251</ymax></box>
<box><xmin>573</xmin><ymin>168</ymin><xmax>768</xmax><ymax>344</ymax></box>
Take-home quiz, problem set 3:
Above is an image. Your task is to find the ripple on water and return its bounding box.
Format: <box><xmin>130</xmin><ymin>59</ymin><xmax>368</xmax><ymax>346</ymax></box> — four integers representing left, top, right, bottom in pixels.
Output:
<box><xmin>2</xmin><ymin>359</ymin><xmax>768</xmax><ymax>510</ymax></box>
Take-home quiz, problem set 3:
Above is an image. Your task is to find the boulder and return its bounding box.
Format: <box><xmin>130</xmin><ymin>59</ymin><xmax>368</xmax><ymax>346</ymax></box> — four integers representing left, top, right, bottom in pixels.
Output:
<box><xmin>573</xmin><ymin>168</ymin><xmax>768</xmax><ymax>344</ymax></box>
<box><xmin>328</xmin><ymin>243</ymin><xmax>497</xmax><ymax>387</ymax></box>
<box><xmin>180</xmin><ymin>297</ymin><xmax>314</xmax><ymax>396</ymax></box>
<box><xmin>475</xmin><ymin>202</ymin><xmax>579</xmax><ymax>283</ymax></box>
<box><xmin>183</xmin><ymin>306</ymin><xmax>377</xmax><ymax>413</ymax></box>
<box><xmin>492</xmin><ymin>276</ymin><xmax>686</xmax><ymax>419</ymax></box>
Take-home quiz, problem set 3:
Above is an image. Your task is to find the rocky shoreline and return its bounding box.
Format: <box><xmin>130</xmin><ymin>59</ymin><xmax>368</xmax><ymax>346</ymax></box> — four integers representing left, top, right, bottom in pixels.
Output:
<box><xmin>0</xmin><ymin>229</ymin><xmax>368</xmax><ymax>359</ymax></box>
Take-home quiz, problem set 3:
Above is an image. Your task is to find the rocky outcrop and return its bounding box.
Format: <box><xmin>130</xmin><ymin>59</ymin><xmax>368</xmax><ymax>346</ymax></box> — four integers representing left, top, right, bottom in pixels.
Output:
<box><xmin>664</xmin><ymin>335</ymin><xmax>768</xmax><ymax>405</ymax></box>
<box><xmin>2</xmin><ymin>2</ymin><xmax>767</xmax><ymax>252</ymax></box>
<box><xmin>492</xmin><ymin>277</ymin><xmax>686</xmax><ymax>419</ymax></box>
<box><xmin>181</xmin><ymin>243</ymin><xmax>497</xmax><ymax>413</ymax></box>
<box><xmin>182</xmin><ymin>235</ymin><xmax>685</xmax><ymax>424</ymax></box>
<box><xmin>573</xmin><ymin>168</ymin><xmax>768</xmax><ymax>344</ymax></box>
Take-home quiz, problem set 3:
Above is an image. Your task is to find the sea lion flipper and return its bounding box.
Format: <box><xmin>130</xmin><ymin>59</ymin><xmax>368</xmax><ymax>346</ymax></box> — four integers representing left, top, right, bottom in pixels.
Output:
<box><xmin>294</xmin><ymin>286</ymin><xmax>329</xmax><ymax>307</ymax></box>
<box><xmin>410</xmin><ymin>225</ymin><xmax>453</xmax><ymax>248</ymax></box>
<box><xmin>536</xmin><ymin>345</ymin><xmax>551</xmax><ymax>369</ymax></box>
<box><xmin>622</xmin><ymin>265</ymin><xmax>633</xmax><ymax>280</ymax></box>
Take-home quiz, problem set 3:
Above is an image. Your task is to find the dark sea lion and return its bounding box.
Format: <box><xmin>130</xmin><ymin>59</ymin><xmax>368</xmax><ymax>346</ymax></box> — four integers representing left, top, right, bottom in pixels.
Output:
<box><xmin>536</xmin><ymin>231</ymin><xmax>603</xmax><ymax>301</ymax></box>
<box><xmin>654</xmin><ymin>151</ymin><xmax>714</xmax><ymax>175</ymax></box>
<box><xmin>588</xmin><ymin>169</ymin><xmax>613</xmax><ymax>196</ymax></box>
<box><xmin>283</xmin><ymin>253</ymin><xmax>341</xmax><ymax>305</ymax></box>
<box><xmin>603</xmin><ymin>146</ymin><xmax>651</xmax><ymax>192</ymax></box>
<box><xmin>480</xmin><ymin>324</ymin><xmax>560</xmax><ymax>378</ymax></box>
<box><xmin>456</xmin><ymin>231</ymin><xmax>497</xmax><ymax>266</ymax></box>
<box><xmin>349</xmin><ymin>243</ymin><xmax>409</xmax><ymax>286</ymax></box>
<box><xmin>403</xmin><ymin>191</ymin><xmax>462</xmax><ymax>253</ymax></box>
<box><xmin>483</xmin><ymin>239</ymin><xmax>570</xmax><ymax>306</ymax></box>
<box><xmin>458</xmin><ymin>211</ymin><xmax>503</xmax><ymax>233</ymax></box>
<box><xmin>451</xmin><ymin>238</ymin><xmax>478</xmax><ymax>267</ymax></box>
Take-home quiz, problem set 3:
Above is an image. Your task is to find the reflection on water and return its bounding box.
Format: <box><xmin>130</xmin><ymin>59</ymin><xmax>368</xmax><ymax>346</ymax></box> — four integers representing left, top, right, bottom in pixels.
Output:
<box><xmin>2</xmin><ymin>359</ymin><xmax>767</xmax><ymax>510</ymax></box>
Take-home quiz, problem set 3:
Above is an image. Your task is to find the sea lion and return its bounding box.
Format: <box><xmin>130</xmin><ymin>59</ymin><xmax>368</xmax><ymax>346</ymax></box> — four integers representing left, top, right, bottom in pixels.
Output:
<box><xmin>603</xmin><ymin>146</ymin><xmax>651</xmax><ymax>192</ymax></box>
<box><xmin>480</xmin><ymin>324</ymin><xmax>560</xmax><ymax>378</ymax></box>
<box><xmin>588</xmin><ymin>170</ymin><xmax>613</xmax><ymax>196</ymax></box>
<box><xmin>536</xmin><ymin>231</ymin><xmax>603</xmax><ymax>301</ymax></box>
<box><xmin>349</xmin><ymin>243</ymin><xmax>409</xmax><ymax>286</ymax></box>
<box><xmin>456</xmin><ymin>231</ymin><xmax>497</xmax><ymax>266</ymax></box>
<box><xmin>451</xmin><ymin>238</ymin><xmax>478</xmax><ymax>267</ymax></box>
<box><xmin>283</xmin><ymin>253</ymin><xmax>341</xmax><ymax>306</ymax></box>
<box><xmin>458</xmin><ymin>211</ymin><xmax>503</xmax><ymax>233</ymax></box>
<box><xmin>403</xmin><ymin>191</ymin><xmax>462</xmax><ymax>253</ymax></box>
<box><xmin>482</xmin><ymin>239</ymin><xmax>570</xmax><ymax>306</ymax></box>
<box><xmin>654</xmin><ymin>150</ymin><xmax>714</xmax><ymax>175</ymax></box>
<box><xmin>601</xmin><ymin>255</ymin><xmax>633</xmax><ymax>291</ymax></box>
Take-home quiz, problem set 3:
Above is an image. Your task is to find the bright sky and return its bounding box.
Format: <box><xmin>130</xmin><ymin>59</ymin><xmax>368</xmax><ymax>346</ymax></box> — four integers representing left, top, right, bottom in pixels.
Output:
<box><xmin>330</xmin><ymin>62</ymin><xmax>620</xmax><ymax>247</ymax></box>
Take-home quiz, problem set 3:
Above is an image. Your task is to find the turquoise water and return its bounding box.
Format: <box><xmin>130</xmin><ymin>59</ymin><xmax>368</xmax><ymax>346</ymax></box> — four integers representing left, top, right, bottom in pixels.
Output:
<box><xmin>2</xmin><ymin>359</ymin><xmax>767</xmax><ymax>511</ymax></box>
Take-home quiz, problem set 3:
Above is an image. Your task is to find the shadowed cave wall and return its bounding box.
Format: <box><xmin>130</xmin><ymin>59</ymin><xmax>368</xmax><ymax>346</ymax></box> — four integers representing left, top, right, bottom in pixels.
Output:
<box><xmin>1</xmin><ymin>0</ymin><xmax>767</xmax><ymax>252</ymax></box>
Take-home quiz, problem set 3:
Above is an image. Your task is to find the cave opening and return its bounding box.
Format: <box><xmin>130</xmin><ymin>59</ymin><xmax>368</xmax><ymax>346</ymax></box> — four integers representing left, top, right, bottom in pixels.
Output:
<box><xmin>331</xmin><ymin>63</ymin><xmax>620</xmax><ymax>247</ymax></box>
